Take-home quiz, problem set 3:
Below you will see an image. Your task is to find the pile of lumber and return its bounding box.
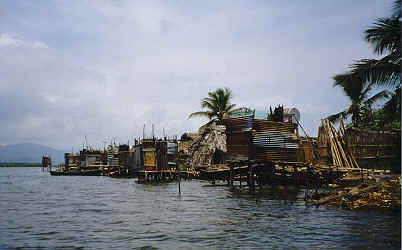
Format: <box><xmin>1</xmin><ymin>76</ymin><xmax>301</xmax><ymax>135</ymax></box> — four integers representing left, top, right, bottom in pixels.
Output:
<box><xmin>312</xmin><ymin>175</ymin><xmax>401</xmax><ymax>210</ymax></box>
<box><xmin>321</xmin><ymin>119</ymin><xmax>359</xmax><ymax>169</ymax></box>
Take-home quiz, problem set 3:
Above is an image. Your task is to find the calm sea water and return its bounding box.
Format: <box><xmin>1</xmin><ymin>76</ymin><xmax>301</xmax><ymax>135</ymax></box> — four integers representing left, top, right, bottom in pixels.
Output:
<box><xmin>0</xmin><ymin>167</ymin><xmax>400</xmax><ymax>249</ymax></box>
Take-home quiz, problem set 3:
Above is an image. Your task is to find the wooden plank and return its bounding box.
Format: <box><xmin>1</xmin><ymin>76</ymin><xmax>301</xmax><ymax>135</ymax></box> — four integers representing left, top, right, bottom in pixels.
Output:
<box><xmin>322</xmin><ymin>119</ymin><xmax>339</xmax><ymax>167</ymax></box>
<box><xmin>329</xmin><ymin>121</ymin><xmax>351</xmax><ymax>169</ymax></box>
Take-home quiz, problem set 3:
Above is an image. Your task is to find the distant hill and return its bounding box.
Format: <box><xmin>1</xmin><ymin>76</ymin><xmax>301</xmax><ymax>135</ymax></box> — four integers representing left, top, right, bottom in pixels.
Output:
<box><xmin>0</xmin><ymin>143</ymin><xmax>65</xmax><ymax>164</ymax></box>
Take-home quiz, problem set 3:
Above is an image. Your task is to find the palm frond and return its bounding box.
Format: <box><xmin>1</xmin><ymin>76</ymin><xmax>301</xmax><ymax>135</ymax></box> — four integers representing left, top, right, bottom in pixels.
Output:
<box><xmin>188</xmin><ymin>111</ymin><xmax>213</xmax><ymax>119</ymax></box>
<box><xmin>201</xmin><ymin>99</ymin><xmax>219</xmax><ymax>113</ymax></box>
<box><xmin>224</xmin><ymin>104</ymin><xmax>236</xmax><ymax>113</ymax></box>
<box><xmin>364</xmin><ymin>17</ymin><xmax>401</xmax><ymax>55</ymax></box>
<box><xmin>189</xmin><ymin>87</ymin><xmax>237</xmax><ymax>123</ymax></box>
<box><xmin>360</xmin><ymin>82</ymin><xmax>373</xmax><ymax>101</ymax></box>
<box><xmin>327</xmin><ymin>110</ymin><xmax>348</xmax><ymax>123</ymax></box>
<box><xmin>383</xmin><ymin>87</ymin><xmax>401</xmax><ymax>123</ymax></box>
<box><xmin>392</xmin><ymin>0</ymin><xmax>401</xmax><ymax>18</ymax></box>
<box><xmin>363</xmin><ymin>90</ymin><xmax>391</xmax><ymax>107</ymax></box>
<box><xmin>333</xmin><ymin>73</ymin><xmax>366</xmax><ymax>102</ymax></box>
<box><xmin>227</xmin><ymin>107</ymin><xmax>251</xmax><ymax>115</ymax></box>
<box><xmin>349</xmin><ymin>59</ymin><xmax>400</xmax><ymax>88</ymax></box>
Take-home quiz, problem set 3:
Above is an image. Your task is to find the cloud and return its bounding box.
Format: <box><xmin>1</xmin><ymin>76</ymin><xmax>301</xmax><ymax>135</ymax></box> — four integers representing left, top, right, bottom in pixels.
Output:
<box><xmin>31</xmin><ymin>41</ymin><xmax>48</xmax><ymax>49</ymax></box>
<box><xmin>0</xmin><ymin>33</ymin><xmax>48</xmax><ymax>49</ymax></box>
<box><xmin>0</xmin><ymin>0</ymin><xmax>393</xmax><ymax>149</ymax></box>
<box><xmin>0</xmin><ymin>33</ymin><xmax>21</xmax><ymax>48</ymax></box>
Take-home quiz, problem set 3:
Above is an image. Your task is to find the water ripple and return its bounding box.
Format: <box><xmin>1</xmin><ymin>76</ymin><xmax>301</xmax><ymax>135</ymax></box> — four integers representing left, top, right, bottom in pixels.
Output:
<box><xmin>0</xmin><ymin>167</ymin><xmax>400</xmax><ymax>249</ymax></box>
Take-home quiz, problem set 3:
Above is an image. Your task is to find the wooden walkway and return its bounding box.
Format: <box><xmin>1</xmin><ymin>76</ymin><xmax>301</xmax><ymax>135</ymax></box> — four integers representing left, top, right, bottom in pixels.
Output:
<box><xmin>199</xmin><ymin>161</ymin><xmax>341</xmax><ymax>189</ymax></box>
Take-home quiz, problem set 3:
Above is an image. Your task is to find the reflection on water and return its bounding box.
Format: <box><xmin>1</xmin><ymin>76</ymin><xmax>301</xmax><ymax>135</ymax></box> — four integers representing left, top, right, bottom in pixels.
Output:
<box><xmin>0</xmin><ymin>167</ymin><xmax>400</xmax><ymax>249</ymax></box>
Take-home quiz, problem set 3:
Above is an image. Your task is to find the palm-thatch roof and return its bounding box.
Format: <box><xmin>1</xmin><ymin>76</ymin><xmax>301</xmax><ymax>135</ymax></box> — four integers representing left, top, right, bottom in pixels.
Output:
<box><xmin>179</xmin><ymin>123</ymin><xmax>227</xmax><ymax>168</ymax></box>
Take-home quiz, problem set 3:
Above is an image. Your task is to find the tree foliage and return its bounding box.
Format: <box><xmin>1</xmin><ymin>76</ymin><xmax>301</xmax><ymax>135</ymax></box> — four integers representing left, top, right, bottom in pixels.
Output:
<box><xmin>328</xmin><ymin>75</ymin><xmax>390</xmax><ymax>126</ymax></box>
<box><xmin>189</xmin><ymin>88</ymin><xmax>245</xmax><ymax>126</ymax></box>
<box><xmin>329</xmin><ymin>1</ymin><xmax>401</xmax><ymax>129</ymax></box>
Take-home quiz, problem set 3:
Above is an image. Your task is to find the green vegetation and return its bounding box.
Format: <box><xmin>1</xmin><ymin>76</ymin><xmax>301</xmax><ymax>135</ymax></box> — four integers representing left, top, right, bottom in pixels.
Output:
<box><xmin>328</xmin><ymin>76</ymin><xmax>390</xmax><ymax>127</ymax></box>
<box><xmin>0</xmin><ymin>163</ymin><xmax>42</xmax><ymax>167</ymax></box>
<box><xmin>329</xmin><ymin>0</ymin><xmax>401</xmax><ymax>130</ymax></box>
<box><xmin>189</xmin><ymin>87</ymin><xmax>247</xmax><ymax>130</ymax></box>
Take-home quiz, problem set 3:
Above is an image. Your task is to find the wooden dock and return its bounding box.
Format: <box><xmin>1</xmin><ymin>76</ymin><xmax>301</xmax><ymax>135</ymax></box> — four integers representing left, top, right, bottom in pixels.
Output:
<box><xmin>136</xmin><ymin>169</ymin><xmax>197</xmax><ymax>183</ymax></box>
<box><xmin>198</xmin><ymin>161</ymin><xmax>341</xmax><ymax>189</ymax></box>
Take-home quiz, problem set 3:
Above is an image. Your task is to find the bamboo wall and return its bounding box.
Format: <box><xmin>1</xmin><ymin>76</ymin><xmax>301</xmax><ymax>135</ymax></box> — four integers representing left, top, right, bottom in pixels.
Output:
<box><xmin>317</xmin><ymin>126</ymin><xmax>400</xmax><ymax>169</ymax></box>
<box><xmin>344</xmin><ymin>128</ymin><xmax>400</xmax><ymax>169</ymax></box>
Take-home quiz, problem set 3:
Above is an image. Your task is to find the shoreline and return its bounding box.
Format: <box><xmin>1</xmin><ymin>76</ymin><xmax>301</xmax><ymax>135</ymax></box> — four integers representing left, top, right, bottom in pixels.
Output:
<box><xmin>0</xmin><ymin>163</ymin><xmax>42</xmax><ymax>167</ymax></box>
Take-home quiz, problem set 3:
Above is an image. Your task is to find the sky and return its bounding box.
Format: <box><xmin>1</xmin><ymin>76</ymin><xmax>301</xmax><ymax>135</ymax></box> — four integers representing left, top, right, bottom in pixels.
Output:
<box><xmin>0</xmin><ymin>0</ymin><xmax>394</xmax><ymax>150</ymax></box>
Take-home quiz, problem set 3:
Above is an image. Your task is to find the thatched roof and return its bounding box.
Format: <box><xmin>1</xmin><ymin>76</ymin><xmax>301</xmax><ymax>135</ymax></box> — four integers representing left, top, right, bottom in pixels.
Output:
<box><xmin>181</xmin><ymin>123</ymin><xmax>227</xmax><ymax>168</ymax></box>
<box><xmin>178</xmin><ymin>132</ymin><xmax>201</xmax><ymax>155</ymax></box>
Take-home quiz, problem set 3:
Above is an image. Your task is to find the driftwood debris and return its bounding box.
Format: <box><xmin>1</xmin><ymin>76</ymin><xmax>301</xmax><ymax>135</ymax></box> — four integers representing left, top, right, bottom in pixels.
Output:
<box><xmin>312</xmin><ymin>175</ymin><xmax>401</xmax><ymax>210</ymax></box>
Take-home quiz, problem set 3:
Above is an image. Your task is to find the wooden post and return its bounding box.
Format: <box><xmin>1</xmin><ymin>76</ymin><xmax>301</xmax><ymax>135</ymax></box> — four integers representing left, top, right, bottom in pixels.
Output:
<box><xmin>324</xmin><ymin>120</ymin><xmax>342</xmax><ymax>168</ymax></box>
<box><xmin>239</xmin><ymin>166</ymin><xmax>242</xmax><ymax>188</ymax></box>
<box><xmin>329</xmin><ymin>121</ymin><xmax>352</xmax><ymax>169</ymax></box>
<box><xmin>177</xmin><ymin>165</ymin><xmax>181</xmax><ymax>194</ymax></box>
<box><xmin>249</xmin><ymin>163</ymin><xmax>255</xmax><ymax>190</ymax></box>
<box><xmin>178</xmin><ymin>175</ymin><xmax>181</xmax><ymax>194</ymax></box>
<box><xmin>230</xmin><ymin>165</ymin><xmax>234</xmax><ymax>186</ymax></box>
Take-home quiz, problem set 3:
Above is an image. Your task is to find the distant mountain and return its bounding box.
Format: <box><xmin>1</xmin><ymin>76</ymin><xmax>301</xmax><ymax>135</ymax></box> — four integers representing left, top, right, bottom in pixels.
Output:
<box><xmin>0</xmin><ymin>143</ymin><xmax>65</xmax><ymax>164</ymax></box>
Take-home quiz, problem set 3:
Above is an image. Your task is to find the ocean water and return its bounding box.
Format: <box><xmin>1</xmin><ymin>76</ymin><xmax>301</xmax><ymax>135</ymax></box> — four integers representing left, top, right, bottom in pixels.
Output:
<box><xmin>0</xmin><ymin>167</ymin><xmax>400</xmax><ymax>249</ymax></box>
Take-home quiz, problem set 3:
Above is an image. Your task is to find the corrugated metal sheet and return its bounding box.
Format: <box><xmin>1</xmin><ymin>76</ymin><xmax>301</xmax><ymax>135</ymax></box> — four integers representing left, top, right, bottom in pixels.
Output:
<box><xmin>223</xmin><ymin>116</ymin><xmax>300</xmax><ymax>163</ymax></box>
<box><xmin>252</xmin><ymin>120</ymin><xmax>298</xmax><ymax>162</ymax></box>
<box><xmin>110</xmin><ymin>158</ymin><xmax>119</xmax><ymax>166</ymax></box>
<box><xmin>86</xmin><ymin>156</ymin><xmax>97</xmax><ymax>165</ymax></box>
<box><xmin>223</xmin><ymin>115</ymin><xmax>253</xmax><ymax>132</ymax></box>
<box><xmin>167</xmin><ymin>142</ymin><xmax>178</xmax><ymax>155</ymax></box>
<box><xmin>223</xmin><ymin>117</ymin><xmax>252</xmax><ymax>160</ymax></box>
<box><xmin>253</xmin><ymin>131</ymin><xmax>298</xmax><ymax>149</ymax></box>
<box><xmin>253</xmin><ymin>120</ymin><xmax>296</xmax><ymax>134</ymax></box>
<box><xmin>255</xmin><ymin>148</ymin><xmax>297</xmax><ymax>162</ymax></box>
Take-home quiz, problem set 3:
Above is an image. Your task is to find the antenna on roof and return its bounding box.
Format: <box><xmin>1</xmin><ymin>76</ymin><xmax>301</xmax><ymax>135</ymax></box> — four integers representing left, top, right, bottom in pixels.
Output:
<box><xmin>152</xmin><ymin>124</ymin><xmax>155</xmax><ymax>139</ymax></box>
<box><xmin>143</xmin><ymin>124</ymin><xmax>146</xmax><ymax>139</ymax></box>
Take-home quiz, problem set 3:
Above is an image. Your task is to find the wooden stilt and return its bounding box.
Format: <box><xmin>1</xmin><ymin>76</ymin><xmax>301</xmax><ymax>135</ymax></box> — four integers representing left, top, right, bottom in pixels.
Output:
<box><xmin>249</xmin><ymin>163</ymin><xmax>255</xmax><ymax>190</ymax></box>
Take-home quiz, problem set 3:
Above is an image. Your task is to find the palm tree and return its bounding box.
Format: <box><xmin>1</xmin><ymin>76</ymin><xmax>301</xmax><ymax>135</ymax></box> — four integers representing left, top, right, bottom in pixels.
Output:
<box><xmin>345</xmin><ymin>0</ymin><xmax>401</xmax><ymax>88</ymax></box>
<box><xmin>329</xmin><ymin>1</ymin><xmax>400</xmax><ymax>127</ymax></box>
<box><xmin>328</xmin><ymin>74</ymin><xmax>390</xmax><ymax>127</ymax></box>
<box><xmin>189</xmin><ymin>88</ymin><xmax>245</xmax><ymax>127</ymax></box>
<box><xmin>383</xmin><ymin>85</ymin><xmax>401</xmax><ymax>125</ymax></box>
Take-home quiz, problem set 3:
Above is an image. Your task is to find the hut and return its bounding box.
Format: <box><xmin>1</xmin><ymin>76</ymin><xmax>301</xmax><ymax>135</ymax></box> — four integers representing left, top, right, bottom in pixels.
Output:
<box><xmin>181</xmin><ymin>106</ymin><xmax>310</xmax><ymax>168</ymax></box>
<box><xmin>223</xmin><ymin>106</ymin><xmax>307</xmax><ymax>163</ymax></box>
<box><xmin>180</xmin><ymin>123</ymin><xmax>227</xmax><ymax>170</ymax></box>
<box><xmin>42</xmin><ymin>156</ymin><xmax>52</xmax><ymax>171</ymax></box>
<box><xmin>129</xmin><ymin>138</ymin><xmax>178</xmax><ymax>181</ymax></box>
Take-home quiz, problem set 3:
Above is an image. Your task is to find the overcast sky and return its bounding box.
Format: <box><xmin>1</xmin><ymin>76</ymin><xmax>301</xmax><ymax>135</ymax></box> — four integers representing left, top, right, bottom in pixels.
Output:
<box><xmin>0</xmin><ymin>0</ymin><xmax>393</xmax><ymax>150</ymax></box>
